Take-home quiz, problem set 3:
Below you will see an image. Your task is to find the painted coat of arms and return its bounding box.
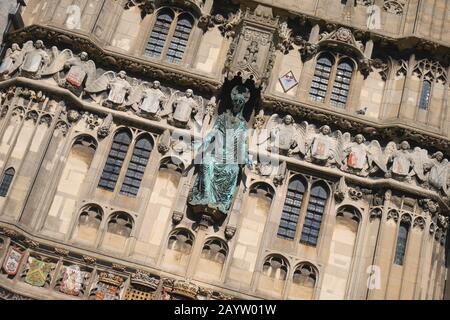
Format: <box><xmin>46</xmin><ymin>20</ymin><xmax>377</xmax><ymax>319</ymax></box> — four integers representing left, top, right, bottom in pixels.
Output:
<box><xmin>2</xmin><ymin>247</ymin><xmax>24</xmax><ymax>276</ymax></box>
<box><xmin>59</xmin><ymin>265</ymin><xmax>89</xmax><ymax>296</ymax></box>
<box><xmin>94</xmin><ymin>273</ymin><xmax>124</xmax><ymax>300</ymax></box>
<box><xmin>24</xmin><ymin>257</ymin><xmax>54</xmax><ymax>287</ymax></box>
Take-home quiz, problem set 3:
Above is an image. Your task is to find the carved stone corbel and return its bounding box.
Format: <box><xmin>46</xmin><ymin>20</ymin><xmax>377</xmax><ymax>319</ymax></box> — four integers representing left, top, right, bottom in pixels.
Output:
<box><xmin>124</xmin><ymin>0</ymin><xmax>155</xmax><ymax>19</ymax></box>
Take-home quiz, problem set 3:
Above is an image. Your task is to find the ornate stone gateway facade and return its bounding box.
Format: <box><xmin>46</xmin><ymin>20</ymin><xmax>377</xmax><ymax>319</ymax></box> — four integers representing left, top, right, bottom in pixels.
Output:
<box><xmin>0</xmin><ymin>0</ymin><xmax>449</xmax><ymax>300</ymax></box>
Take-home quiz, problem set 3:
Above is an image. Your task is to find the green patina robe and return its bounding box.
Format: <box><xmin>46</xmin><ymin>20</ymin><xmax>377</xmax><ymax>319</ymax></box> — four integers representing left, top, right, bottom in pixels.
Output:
<box><xmin>189</xmin><ymin>110</ymin><xmax>250</xmax><ymax>215</ymax></box>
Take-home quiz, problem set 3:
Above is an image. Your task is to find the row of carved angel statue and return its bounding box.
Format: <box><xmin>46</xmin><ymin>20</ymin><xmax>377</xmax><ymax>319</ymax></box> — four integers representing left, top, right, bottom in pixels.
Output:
<box><xmin>0</xmin><ymin>41</ymin><xmax>213</xmax><ymax>129</ymax></box>
<box><xmin>258</xmin><ymin>114</ymin><xmax>450</xmax><ymax>197</ymax></box>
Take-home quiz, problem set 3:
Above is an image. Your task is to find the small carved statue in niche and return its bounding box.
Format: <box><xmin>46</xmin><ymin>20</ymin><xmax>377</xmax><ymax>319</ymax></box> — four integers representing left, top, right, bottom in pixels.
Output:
<box><xmin>85</xmin><ymin>70</ymin><xmax>132</xmax><ymax>110</ymax></box>
<box><xmin>242</xmin><ymin>40</ymin><xmax>259</xmax><ymax>68</ymax></box>
<box><xmin>164</xmin><ymin>89</ymin><xmax>201</xmax><ymax>129</ymax></box>
<box><xmin>0</xmin><ymin>43</ymin><xmax>22</xmax><ymax>79</ymax></box>
<box><xmin>19</xmin><ymin>40</ymin><xmax>50</xmax><ymax>78</ymax></box>
<box><xmin>258</xmin><ymin>114</ymin><xmax>306</xmax><ymax>157</ymax></box>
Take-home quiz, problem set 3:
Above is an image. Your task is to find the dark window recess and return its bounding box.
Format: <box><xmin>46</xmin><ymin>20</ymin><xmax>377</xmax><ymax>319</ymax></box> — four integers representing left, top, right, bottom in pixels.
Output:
<box><xmin>165</xmin><ymin>14</ymin><xmax>193</xmax><ymax>64</ymax></box>
<box><xmin>419</xmin><ymin>80</ymin><xmax>432</xmax><ymax>110</ymax></box>
<box><xmin>98</xmin><ymin>131</ymin><xmax>132</xmax><ymax>191</ymax></box>
<box><xmin>0</xmin><ymin>168</ymin><xmax>15</xmax><ymax>197</ymax></box>
<box><xmin>277</xmin><ymin>178</ymin><xmax>306</xmax><ymax>240</ymax></box>
<box><xmin>300</xmin><ymin>185</ymin><xmax>328</xmax><ymax>247</ymax></box>
<box><xmin>145</xmin><ymin>11</ymin><xmax>174</xmax><ymax>58</ymax></box>
<box><xmin>330</xmin><ymin>61</ymin><xmax>353</xmax><ymax>108</ymax></box>
<box><xmin>120</xmin><ymin>136</ymin><xmax>153</xmax><ymax>197</ymax></box>
<box><xmin>394</xmin><ymin>223</ymin><xmax>409</xmax><ymax>266</ymax></box>
<box><xmin>310</xmin><ymin>55</ymin><xmax>333</xmax><ymax>103</ymax></box>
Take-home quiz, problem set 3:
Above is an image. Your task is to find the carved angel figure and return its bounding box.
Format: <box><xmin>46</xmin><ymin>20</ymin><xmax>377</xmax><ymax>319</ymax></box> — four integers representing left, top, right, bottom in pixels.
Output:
<box><xmin>0</xmin><ymin>43</ymin><xmax>23</xmax><ymax>79</ymax></box>
<box><xmin>306</xmin><ymin>125</ymin><xmax>344</xmax><ymax>167</ymax></box>
<box><xmin>42</xmin><ymin>50</ymin><xmax>96</xmax><ymax>94</ymax></box>
<box><xmin>258</xmin><ymin>114</ymin><xmax>307</xmax><ymax>157</ymax></box>
<box><xmin>426</xmin><ymin>151</ymin><xmax>450</xmax><ymax>196</ymax></box>
<box><xmin>85</xmin><ymin>70</ymin><xmax>131</xmax><ymax>110</ymax></box>
<box><xmin>342</xmin><ymin>134</ymin><xmax>370</xmax><ymax>176</ymax></box>
<box><xmin>126</xmin><ymin>80</ymin><xmax>169</xmax><ymax>120</ymax></box>
<box><xmin>19</xmin><ymin>40</ymin><xmax>50</xmax><ymax>78</ymax></box>
<box><xmin>385</xmin><ymin>141</ymin><xmax>427</xmax><ymax>183</ymax></box>
<box><xmin>164</xmin><ymin>89</ymin><xmax>201</xmax><ymax>129</ymax></box>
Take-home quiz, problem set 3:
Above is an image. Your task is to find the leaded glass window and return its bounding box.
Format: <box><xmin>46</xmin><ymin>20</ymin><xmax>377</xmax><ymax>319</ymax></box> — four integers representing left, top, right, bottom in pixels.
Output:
<box><xmin>145</xmin><ymin>9</ymin><xmax>193</xmax><ymax>64</ymax></box>
<box><xmin>310</xmin><ymin>55</ymin><xmax>333</xmax><ymax>103</ymax></box>
<box><xmin>145</xmin><ymin>10</ymin><xmax>174</xmax><ymax>58</ymax></box>
<box><xmin>277</xmin><ymin>177</ymin><xmax>306</xmax><ymax>240</ymax></box>
<box><xmin>0</xmin><ymin>167</ymin><xmax>14</xmax><ymax>197</ymax></box>
<box><xmin>419</xmin><ymin>80</ymin><xmax>431</xmax><ymax>110</ymax></box>
<box><xmin>394</xmin><ymin>222</ymin><xmax>409</xmax><ymax>265</ymax></box>
<box><xmin>165</xmin><ymin>14</ymin><xmax>193</xmax><ymax>64</ymax></box>
<box><xmin>120</xmin><ymin>136</ymin><xmax>153</xmax><ymax>197</ymax></box>
<box><xmin>300</xmin><ymin>184</ymin><xmax>328</xmax><ymax>246</ymax></box>
<box><xmin>330</xmin><ymin>60</ymin><xmax>353</xmax><ymax>108</ymax></box>
<box><xmin>98</xmin><ymin>131</ymin><xmax>132</xmax><ymax>191</ymax></box>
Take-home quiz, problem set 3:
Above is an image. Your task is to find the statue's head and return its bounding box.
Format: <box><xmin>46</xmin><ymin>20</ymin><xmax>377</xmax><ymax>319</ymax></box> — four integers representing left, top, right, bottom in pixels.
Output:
<box><xmin>320</xmin><ymin>125</ymin><xmax>331</xmax><ymax>135</ymax></box>
<box><xmin>355</xmin><ymin>134</ymin><xmax>365</xmax><ymax>144</ymax></box>
<box><xmin>11</xmin><ymin>43</ymin><xmax>19</xmax><ymax>51</ymax></box>
<box><xmin>283</xmin><ymin>115</ymin><xmax>293</xmax><ymax>125</ymax></box>
<box><xmin>400</xmin><ymin>141</ymin><xmax>410</xmax><ymax>150</ymax></box>
<box><xmin>118</xmin><ymin>70</ymin><xmax>127</xmax><ymax>79</ymax></box>
<box><xmin>433</xmin><ymin>151</ymin><xmax>444</xmax><ymax>162</ymax></box>
<box><xmin>80</xmin><ymin>52</ymin><xmax>88</xmax><ymax>61</ymax></box>
<box><xmin>185</xmin><ymin>89</ymin><xmax>193</xmax><ymax>98</ymax></box>
<box><xmin>153</xmin><ymin>80</ymin><xmax>161</xmax><ymax>89</ymax></box>
<box><xmin>230</xmin><ymin>85</ymin><xmax>250</xmax><ymax>115</ymax></box>
<box><xmin>35</xmin><ymin>40</ymin><xmax>44</xmax><ymax>49</ymax></box>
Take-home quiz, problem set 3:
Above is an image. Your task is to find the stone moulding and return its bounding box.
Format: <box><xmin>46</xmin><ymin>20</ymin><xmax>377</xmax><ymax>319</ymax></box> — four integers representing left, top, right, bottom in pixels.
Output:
<box><xmin>4</xmin><ymin>25</ymin><xmax>221</xmax><ymax>95</ymax></box>
<box><xmin>263</xmin><ymin>94</ymin><xmax>450</xmax><ymax>158</ymax></box>
<box><xmin>0</xmin><ymin>224</ymin><xmax>240</xmax><ymax>300</ymax></box>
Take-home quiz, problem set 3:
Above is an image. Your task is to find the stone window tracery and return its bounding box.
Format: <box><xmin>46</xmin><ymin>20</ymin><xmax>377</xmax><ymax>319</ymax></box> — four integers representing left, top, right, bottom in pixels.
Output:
<box><xmin>0</xmin><ymin>167</ymin><xmax>15</xmax><ymax>197</ymax></box>
<box><xmin>168</xmin><ymin>229</ymin><xmax>194</xmax><ymax>254</ymax></box>
<box><xmin>145</xmin><ymin>8</ymin><xmax>194</xmax><ymax>64</ymax></box>
<box><xmin>262</xmin><ymin>255</ymin><xmax>288</xmax><ymax>280</ymax></box>
<box><xmin>201</xmin><ymin>238</ymin><xmax>228</xmax><ymax>264</ymax></box>
<box><xmin>120</xmin><ymin>135</ymin><xmax>153</xmax><ymax>197</ymax></box>
<box><xmin>293</xmin><ymin>263</ymin><xmax>317</xmax><ymax>288</ymax></box>
<box><xmin>107</xmin><ymin>212</ymin><xmax>134</xmax><ymax>238</ymax></box>
<box><xmin>98</xmin><ymin>130</ymin><xmax>132</xmax><ymax>192</ymax></box>
<box><xmin>277</xmin><ymin>176</ymin><xmax>307</xmax><ymax>240</ymax></box>
<box><xmin>78</xmin><ymin>205</ymin><xmax>103</xmax><ymax>230</ymax></box>
<box><xmin>310</xmin><ymin>54</ymin><xmax>355</xmax><ymax>109</ymax></box>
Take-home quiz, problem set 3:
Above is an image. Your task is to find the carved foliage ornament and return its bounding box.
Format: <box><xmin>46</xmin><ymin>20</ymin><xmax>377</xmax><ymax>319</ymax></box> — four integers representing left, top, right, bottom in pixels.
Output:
<box><xmin>124</xmin><ymin>0</ymin><xmax>155</xmax><ymax>19</ymax></box>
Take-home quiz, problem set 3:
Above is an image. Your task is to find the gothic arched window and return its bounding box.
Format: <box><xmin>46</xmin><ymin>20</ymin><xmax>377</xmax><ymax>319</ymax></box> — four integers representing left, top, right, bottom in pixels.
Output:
<box><xmin>120</xmin><ymin>135</ymin><xmax>153</xmax><ymax>197</ymax></box>
<box><xmin>168</xmin><ymin>229</ymin><xmax>194</xmax><ymax>254</ymax></box>
<box><xmin>330</xmin><ymin>60</ymin><xmax>354</xmax><ymax>108</ymax></box>
<box><xmin>0</xmin><ymin>167</ymin><xmax>15</xmax><ymax>197</ymax></box>
<box><xmin>418</xmin><ymin>80</ymin><xmax>432</xmax><ymax>110</ymax></box>
<box><xmin>310</xmin><ymin>55</ymin><xmax>333</xmax><ymax>103</ymax></box>
<box><xmin>293</xmin><ymin>263</ymin><xmax>317</xmax><ymax>288</ymax></box>
<box><xmin>145</xmin><ymin>9</ymin><xmax>194</xmax><ymax>64</ymax></box>
<box><xmin>300</xmin><ymin>183</ymin><xmax>329</xmax><ymax>247</ymax></box>
<box><xmin>394</xmin><ymin>221</ymin><xmax>410</xmax><ymax>265</ymax></box>
<box><xmin>277</xmin><ymin>177</ymin><xmax>307</xmax><ymax>240</ymax></box>
<box><xmin>98</xmin><ymin>130</ymin><xmax>132</xmax><ymax>192</ymax></box>
<box><xmin>310</xmin><ymin>54</ymin><xmax>355</xmax><ymax>109</ymax></box>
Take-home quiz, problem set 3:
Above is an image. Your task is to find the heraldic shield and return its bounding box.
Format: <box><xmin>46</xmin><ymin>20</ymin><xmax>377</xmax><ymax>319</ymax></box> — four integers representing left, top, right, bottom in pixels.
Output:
<box><xmin>2</xmin><ymin>247</ymin><xmax>24</xmax><ymax>276</ymax></box>
<box><xmin>60</xmin><ymin>265</ymin><xmax>88</xmax><ymax>296</ymax></box>
<box><xmin>25</xmin><ymin>257</ymin><xmax>53</xmax><ymax>287</ymax></box>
